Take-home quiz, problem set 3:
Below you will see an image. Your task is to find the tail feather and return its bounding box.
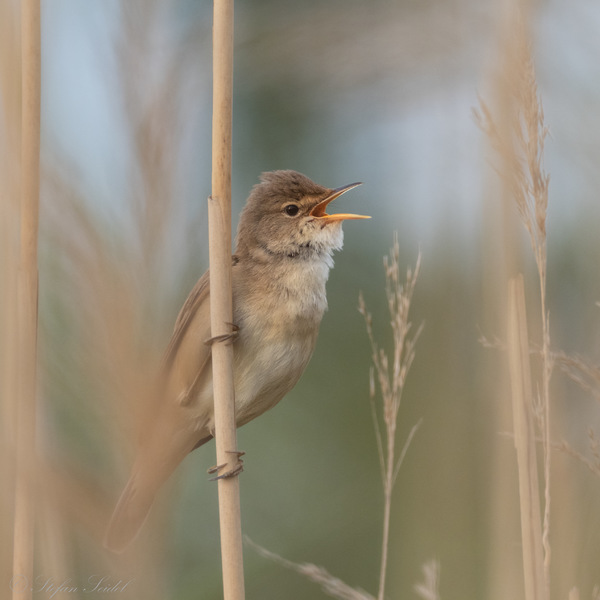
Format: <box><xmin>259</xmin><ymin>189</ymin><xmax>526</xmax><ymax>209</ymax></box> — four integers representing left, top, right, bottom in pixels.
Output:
<box><xmin>104</xmin><ymin>441</ymin><xmax>185</xmax><ymax>553</ymax></box>
<box><xmin>104</xmin><ymin>433</ymin><xmax>213</xmax><ymax>553</ymax></box>
<box><xmin>104</xmin><ymin>474</ymin><xmax>156</xmax><ymax>553</ymax></box>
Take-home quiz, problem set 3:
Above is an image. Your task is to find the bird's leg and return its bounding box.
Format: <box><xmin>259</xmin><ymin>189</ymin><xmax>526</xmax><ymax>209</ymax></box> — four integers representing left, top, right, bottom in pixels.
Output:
<box><xmin>204</xmin><ymin>323</ymin><xmax>240</xmax><ymax>346</ymax></box>
<box><xmin>208</xmin><ymin>451</ymin><xmax>245</xmax><ymax>480</ymax></box>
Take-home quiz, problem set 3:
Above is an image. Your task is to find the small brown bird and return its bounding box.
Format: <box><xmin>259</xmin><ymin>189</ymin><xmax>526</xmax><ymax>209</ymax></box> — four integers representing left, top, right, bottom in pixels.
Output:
<box><xmin>105</xmin><ymin>170</ymin><xmax>368</xmax><ymax>552</ymax></box>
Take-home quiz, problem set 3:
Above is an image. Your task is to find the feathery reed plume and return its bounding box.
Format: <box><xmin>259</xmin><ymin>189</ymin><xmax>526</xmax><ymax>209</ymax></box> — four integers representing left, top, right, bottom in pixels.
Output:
<box><xmin>358</xmin><ymin>237</ymin><xmax>422</xmax><ymax>600</ymax></box>
<box><xmin>554</xmin><ymin>436</ymin><xmax>600</xmax><ymax>480</ymax></box>
<box><xmin>554</xmin><ymin>351</ymin><xmax>600</xmax><ymax>408</ymax></box>
<box><xmin>245</xmin><ymin>537</ymin><xmax>375</xmax><ymax>600</ymax></box>
<box><xmin>475</xmin><ymin>8</ymin><xmax>552</xmax><ymax>595</ymax></box>
<box><xmin>24</xmin><ymin>3</ymin><xmax>205</xmax><ymax>597</ymax></box>
<box><xmin>550</xmin><ymin>350</ymin><xmax>600</xmax><ymax>478</ymax></box>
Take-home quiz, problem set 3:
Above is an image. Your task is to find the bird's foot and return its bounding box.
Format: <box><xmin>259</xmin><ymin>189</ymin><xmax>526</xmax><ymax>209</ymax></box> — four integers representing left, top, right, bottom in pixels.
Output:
<box><xmin>204</xmin><ymin>323</ymin><xmax>240</xmax><ymax>346</ymax></box>
<box><xmin>208</xmin><ymin>451</ymin><xmax>245</xmax><ymax>480</ymax></box>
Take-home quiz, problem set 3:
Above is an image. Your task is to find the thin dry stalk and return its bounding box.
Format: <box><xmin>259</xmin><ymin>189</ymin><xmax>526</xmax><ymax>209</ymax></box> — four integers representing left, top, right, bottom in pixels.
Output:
<box><xmin>475</xmin><ymin>8</ymin><xmax>552</xmax><ymax>588</ymax></box>
<box><xmin>358</xmin><ymin>237</ymin><xmax>422</xmax><ymax>600</ymax></box>
<box><xmin>209</xmin><ymin>0</ymin><xmax>245</xmax><ymax>598</ymax></box>
<box><xmin>12</xmin><ymin>2</ymin><xmax>41</xmax><ymax>599</ymax></box>
<box><xmin>507</xmin><ymin>276</ymin><xmax>547</xmax><ymax>600</ymax></box>
<box><xmin>0</xmin><ymin>0</ymin><xmax>21</xmax><ymax>587</ymax></box>
<box><xmin>244</xmin><ymin>537</ymin><xmax>375</xmax><ymax>600</ymax></box>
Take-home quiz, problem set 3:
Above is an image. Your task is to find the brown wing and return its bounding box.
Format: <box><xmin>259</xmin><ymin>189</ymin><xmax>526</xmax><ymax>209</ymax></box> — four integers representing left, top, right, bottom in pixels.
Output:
<box><xmin>163</xmin><ymin>269</ymin><xmax>210</xmax><ymax>369</ymax></box>
<box><xmin>161</xmin><ymin>270</ymin><xmax>213</xmax><ymax>406</ymax></box>
<box><xmin>161</xmin><ymin>256</ymin><xmax>239</xmax><ymax>406</ymax></box>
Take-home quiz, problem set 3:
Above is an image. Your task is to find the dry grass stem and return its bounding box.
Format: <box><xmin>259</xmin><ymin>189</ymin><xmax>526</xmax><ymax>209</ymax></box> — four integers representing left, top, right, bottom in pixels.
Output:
<box><xmin>244</xmin><ymin>537</ymin><xmax>375</xmax><ymax>600</ymax></box>
<box><xmin>476</xmin><ymin>9</ymin><xmax>553</xmax><ymax>592</ymax></box>
<box><xmin>358</xmin><ymin>236</ymin><xmax>422</xmax><ymax>600</ymax></box>
<box><xmin>209</xmin><ymin>0</ymin><xmax>245</xmax><ymax>598</ymax></box>
<box><xmin>507</xmin><ymin>276</ymin><xmax>547</xmax><ymax>600</ymax></box>
<box><xmin>414</xmin><ymin>560</ymin><xmax>441</xmax><ymax>600</ymax></box>
<box><xmin>0</xmin><ymin>9</ymin><xmax>20</xmax><ymax>590</ymax></box>
<box><xmin>12</xmin><ymin>2</ymin><xmax>42</xmax><ymax>599</ymax></box>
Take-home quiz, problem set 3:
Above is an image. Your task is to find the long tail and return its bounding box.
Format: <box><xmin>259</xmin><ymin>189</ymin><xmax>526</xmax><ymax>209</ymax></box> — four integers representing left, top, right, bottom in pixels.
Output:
<box><xmin>104</xmin><ymin>471</ymin><xmax>157</xmax><ymax>553</ymax></box>
<box><xmin>105</xmin><ymin>433</ymin><xmax>189</xmax><ymax>553</ymax></box>
<box><xmin>104</xmin><ymin>433</ymin><xmax>214</xmax><ymax>553</ymax></box>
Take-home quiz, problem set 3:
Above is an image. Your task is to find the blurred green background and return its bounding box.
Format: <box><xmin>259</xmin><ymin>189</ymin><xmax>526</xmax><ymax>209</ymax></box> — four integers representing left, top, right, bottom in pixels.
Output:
<box><xmin>22</xmin><ymin>0</ymin><xmax>600</xmax><ymax>598</ymax></box>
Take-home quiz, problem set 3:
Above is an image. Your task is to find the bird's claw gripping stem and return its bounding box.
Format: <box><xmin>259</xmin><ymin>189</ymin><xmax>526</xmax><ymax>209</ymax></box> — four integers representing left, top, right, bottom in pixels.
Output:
<box><xmin>208</xmin><ymin>451</ymin><xmax>245</xmax><ymax>480</ymax></box>
<box><xmin>205</xmin><ymin>323</ymin><xmax>240</xmax><ymax>346</ymax></box>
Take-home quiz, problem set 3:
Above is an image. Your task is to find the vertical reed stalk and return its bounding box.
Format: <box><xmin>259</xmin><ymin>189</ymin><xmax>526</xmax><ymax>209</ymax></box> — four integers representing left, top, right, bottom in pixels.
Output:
<box><xmin>507</xmin><ymin>276</ymin><xmax>546</xmax><ymax>600</ymax></box>
<box><xmin>378</xmin><ymin>426</ymin><xmax>395</xmax><ymax>600</ymax></box>
<box><xmin>209</xmin><ymin>0</ymin><xmax>245</xmax><ymax>598</ymax></box>
<box><xmin>12</xmin><ymin>1</ymin><xmax>41</xmax><ymax>599</ymax></box>
<box><xmin>476</xmin><ymin>7</ymin><xmax>552</xmax><ymax>594</ymax></box>
<box><xmin>537</xmin><ymin>256</ymin><xmax>552</xmax><ymax>583</ymax></box>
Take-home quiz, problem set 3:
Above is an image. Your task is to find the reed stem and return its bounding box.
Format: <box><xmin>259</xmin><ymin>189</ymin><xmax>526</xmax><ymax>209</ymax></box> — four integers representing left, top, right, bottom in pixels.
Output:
<box><xmin>12</xmin><ymin>1</ymin><xmax>41</xmax><ymax>599</ymax></box>
<box><xmin>209</xmin><ymin>0</ymin><xmax>245</xmax><ymax>598</ymax></box>
<box><xmin>507</xmin><ymin>276</ymin><xmax>547</xmax><ymax>600</ymax></box>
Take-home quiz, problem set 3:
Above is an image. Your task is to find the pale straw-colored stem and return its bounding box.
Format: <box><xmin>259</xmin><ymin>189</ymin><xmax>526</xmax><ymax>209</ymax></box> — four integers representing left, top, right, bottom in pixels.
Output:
<box><xmin>507</xmin><ymin>276</ymin><xmax>547</xmax><ymax>600</ymax></box>
<box><xmin>377</xmin><ymin>426</ymin><xmax>395</xmax><ymax>600</ymax></box>
<box><xmin>209</xmin><ymin>0</ymin><xmax>245</xmax><ymax>599</ymax></box>
<box><xmin>12</xmin><ymin>1</ymin><xmax>41</xmax><ymax>599</ymax></box>
<box><xmin>536</xmin><ymin>257</ymin><xmax>552</xmax><ymax>583</ymax></box>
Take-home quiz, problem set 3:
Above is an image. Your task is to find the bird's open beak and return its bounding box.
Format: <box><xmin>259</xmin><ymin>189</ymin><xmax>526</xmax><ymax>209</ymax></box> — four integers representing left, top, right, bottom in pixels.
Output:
<box><xmin>309</xmin><ymin>182</ymin><xmax>370</xmax><ymax>222</ymax></box>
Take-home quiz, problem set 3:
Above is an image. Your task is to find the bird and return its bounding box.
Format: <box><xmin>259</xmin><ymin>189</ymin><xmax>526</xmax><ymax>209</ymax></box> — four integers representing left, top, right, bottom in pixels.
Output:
<box><xmin>104</xmin><ymin>170</ymin><xmax>368</xmax><ymax>552</ymax></box>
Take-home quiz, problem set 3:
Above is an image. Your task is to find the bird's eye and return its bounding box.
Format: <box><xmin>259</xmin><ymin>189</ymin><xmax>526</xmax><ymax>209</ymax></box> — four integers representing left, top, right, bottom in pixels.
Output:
<box><xmin>284</xmin><ymin>204</ymin><xmax>300</xmax><ymax>216</ymax></box>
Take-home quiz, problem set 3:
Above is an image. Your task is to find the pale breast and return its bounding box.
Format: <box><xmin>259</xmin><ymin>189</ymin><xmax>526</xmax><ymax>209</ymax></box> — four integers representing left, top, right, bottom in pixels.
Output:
<box><xmin>231</xmin><ymin>256</ymin><xmax>330</xmax><ymax>425</ymax></box>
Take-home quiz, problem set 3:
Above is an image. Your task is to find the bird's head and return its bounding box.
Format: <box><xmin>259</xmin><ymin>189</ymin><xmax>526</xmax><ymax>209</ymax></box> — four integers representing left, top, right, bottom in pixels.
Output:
<box><xmin>235</xmin><ymin>170</ymin><xmax>368</xmax><ymax>260</ymax></box>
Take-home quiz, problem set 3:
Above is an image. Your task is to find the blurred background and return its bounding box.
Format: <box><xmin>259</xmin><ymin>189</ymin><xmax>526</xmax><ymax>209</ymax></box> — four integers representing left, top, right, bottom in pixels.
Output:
<box><xmin>3</xmin><ymin>0</ymin><xmax>600</xmax><ymax>598</ymax></box>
